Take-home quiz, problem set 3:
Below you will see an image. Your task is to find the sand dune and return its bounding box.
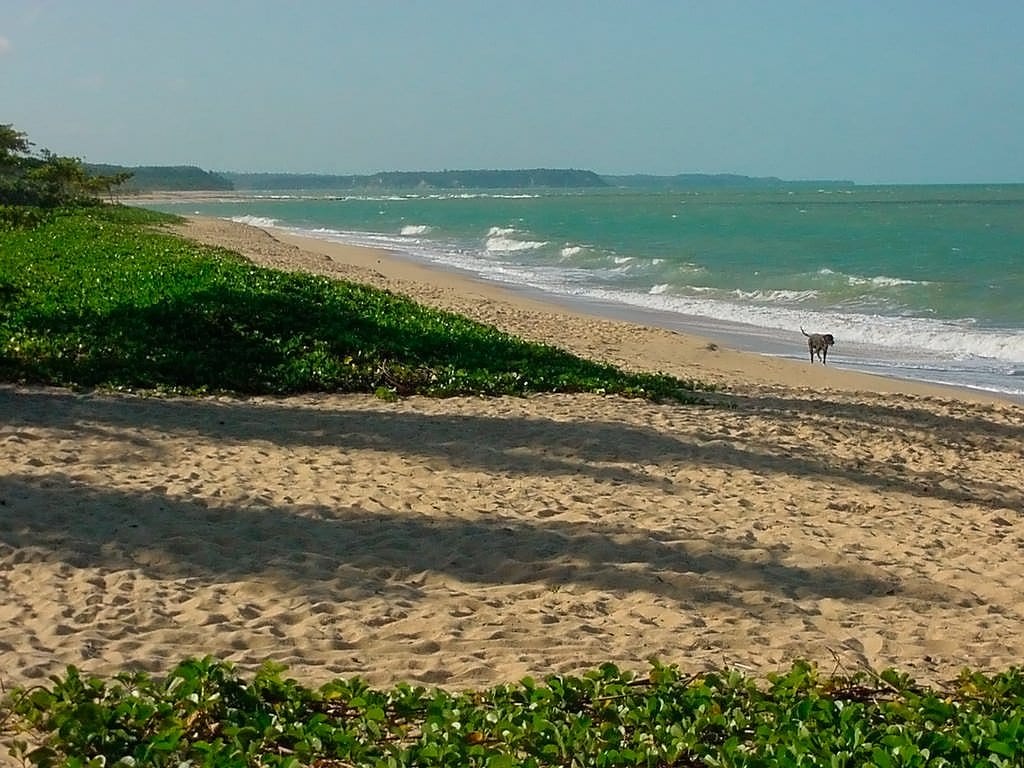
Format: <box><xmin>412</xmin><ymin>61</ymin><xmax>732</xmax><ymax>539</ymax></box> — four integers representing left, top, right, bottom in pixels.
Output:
<box><xmin>2</xmin><ymin>217</ymin><xmax>1022</xmax><ymax>703</ymax></box>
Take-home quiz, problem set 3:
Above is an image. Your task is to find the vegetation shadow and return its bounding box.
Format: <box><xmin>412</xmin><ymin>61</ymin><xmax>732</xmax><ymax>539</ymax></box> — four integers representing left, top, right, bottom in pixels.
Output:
<box><xmin>3</xmin><ymin>387</ymin><xmax>1020</xmax><ymax>511</ymax></box>
<box><xmin>2</xmin><ymin>471</ymin><xmax>911</xmax><ymax>606</ymax></box>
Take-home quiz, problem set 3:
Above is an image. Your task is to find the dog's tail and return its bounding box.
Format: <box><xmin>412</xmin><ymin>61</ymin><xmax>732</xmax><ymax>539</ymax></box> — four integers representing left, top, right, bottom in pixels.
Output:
<box><xmin>800</xmin><ymin>326</ymin><xmax>809</xmax><ymax>337</ymax></box>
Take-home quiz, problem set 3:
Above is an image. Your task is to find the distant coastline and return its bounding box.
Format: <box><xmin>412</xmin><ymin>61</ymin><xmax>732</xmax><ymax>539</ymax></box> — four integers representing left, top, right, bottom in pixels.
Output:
<box><xmin>97</xmin><ymin>164</ymin><xmax>855</xmax><ymax>193</ymax></box>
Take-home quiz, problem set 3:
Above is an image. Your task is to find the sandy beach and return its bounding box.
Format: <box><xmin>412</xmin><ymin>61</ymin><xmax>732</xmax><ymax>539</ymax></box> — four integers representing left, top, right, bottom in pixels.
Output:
<box><xmin>2</xmin><ymin>216</ymin><xmax>1023</xmax><ymax>704</ymax></box>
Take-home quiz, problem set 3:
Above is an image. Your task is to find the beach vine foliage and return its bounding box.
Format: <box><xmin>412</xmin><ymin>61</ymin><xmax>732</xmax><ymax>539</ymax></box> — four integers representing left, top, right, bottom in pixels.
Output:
<box><xmin>3</xmin><ymin>658</ymin><xmax>1024</xmax><ymax>767</ymax></box>
<box><xmin>0</xmin><ymin>206</ymin><xmax>711</xmax><ymax>400</ymax></box>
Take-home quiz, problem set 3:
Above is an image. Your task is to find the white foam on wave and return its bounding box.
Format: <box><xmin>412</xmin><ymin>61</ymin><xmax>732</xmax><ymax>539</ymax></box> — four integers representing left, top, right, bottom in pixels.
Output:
<box><xmin>275</xmin><ymin>224</ymin><xmax>409</xmax><ymax>253</ymax></box>
<box><xmin>849</xmin><ymin>274</ymin><xmax>927</xmax><ymax>288</ymax></box>
<box><xmin>582</xmin><ymin>286</ymin><xmax>1024</xmax><ymax>364</ymax></box>
<box><xmin>560</xmin><ymin>245</ymin><xmax>584</xmax><ymax>258</ymax></box>
<box><xmin>728</xmin><ymin>287</ymin><xmax>819</xmax><ymax>303</ymax></box>
<box><xmin>400</xmin><ymin>224</ymin><xmax>431</xmax><ymax>236</ymax></box>
<box><xmin>485</xmin><ymin>226</ymin><xmax>548</xmax><ymax>253</ymax></box>
<box><xmin>819</xmin><ymin>267</ymin><xmax>928</xmax><ymax>288</ymax></box>
<box><xmin>230</xmin><ymin>215</ymin><xmax>280</xmax><ymax>228</ymax></box>
<box><xmin>402</xmin><ymin>192</ymin><xmax>541</xmax><ymax>201</ymax></box>
<box><xmin>654</xmin><ymin>284</ymin><xmax>816</xmax><ymax>304</ymax></box>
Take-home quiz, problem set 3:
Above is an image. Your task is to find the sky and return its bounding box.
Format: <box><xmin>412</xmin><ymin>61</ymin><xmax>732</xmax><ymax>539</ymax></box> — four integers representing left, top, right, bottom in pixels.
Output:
<box><xmin>2</xmin><ymin>1</ymin><xmax>1023</xmax><ymax>185</ymax></box>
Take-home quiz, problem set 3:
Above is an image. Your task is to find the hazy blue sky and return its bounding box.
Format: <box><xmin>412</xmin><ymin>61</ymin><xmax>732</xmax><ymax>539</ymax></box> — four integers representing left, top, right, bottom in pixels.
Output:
<box><xmin>2</xmin><ymin>1</ymin><xmax>1022</xmax><ymax>184</ymax></box>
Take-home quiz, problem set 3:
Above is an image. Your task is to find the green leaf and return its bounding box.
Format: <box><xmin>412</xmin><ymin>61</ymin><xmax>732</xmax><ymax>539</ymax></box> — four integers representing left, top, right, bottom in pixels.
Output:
<box><xmin>871</xmin><ymin>748</ymin><xmax>894</xmax><ymax>767</ymax></box>
<box><xmin>987</xmin><ymin>740</ymin><xmax>1018</xmax><ymax>758</ymax></box>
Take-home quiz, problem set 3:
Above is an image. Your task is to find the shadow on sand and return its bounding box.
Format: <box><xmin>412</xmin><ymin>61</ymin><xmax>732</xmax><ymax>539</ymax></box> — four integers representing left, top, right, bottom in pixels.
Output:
<box><xmin>3</xmin><ymin>386</ymin><xmax>1016</xmax><ymax>607</ymax></box>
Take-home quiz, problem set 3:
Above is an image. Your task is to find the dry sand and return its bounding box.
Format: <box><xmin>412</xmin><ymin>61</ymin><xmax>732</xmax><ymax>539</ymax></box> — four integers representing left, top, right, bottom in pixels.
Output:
<box><xmin>2</xmin><ymin>216</ymin><xmax>1023</xmax><ymax>705</ymax></box>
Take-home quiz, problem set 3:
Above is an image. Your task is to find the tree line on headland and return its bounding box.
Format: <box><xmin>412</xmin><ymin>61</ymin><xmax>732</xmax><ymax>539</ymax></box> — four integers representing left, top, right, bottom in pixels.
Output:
<box><xmin>2</xmin><ymin>122</ymin><xmax>853</xmax><ymax>197</ymax></box>
<box><xmin>223</xmin><ymin>170</ymin><xmax>853</xmax><ymax>191</ymax></box>
<box><xmin>224</xmin><ymin>168</ymin><xmax>609</xmax><ymax>190</ymax></box>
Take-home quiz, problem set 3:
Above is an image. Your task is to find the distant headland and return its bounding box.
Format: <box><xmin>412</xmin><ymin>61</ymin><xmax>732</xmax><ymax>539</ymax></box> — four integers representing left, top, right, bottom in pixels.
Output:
<box><xmin>89</xmin><ymin>164</ymin><xmax>854</xmax><ymax>193</ymax></box>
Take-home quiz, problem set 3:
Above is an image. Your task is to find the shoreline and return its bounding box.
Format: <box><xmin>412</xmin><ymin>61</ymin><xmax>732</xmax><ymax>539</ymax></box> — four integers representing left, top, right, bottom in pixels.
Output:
<box><xmin>126</xmin><ymin>196</ymin><xmax>1024</xmax><ymax>402</ymax></box>
<box><xmin>225</xmin><ymin>216</ymin><xmax>1014</xmax><ymax>404</ymax></box>
<box><xmin>272</xmin><ymin>227</ymin><xmax>1024</xmax><ymax>404</ymax></box>
<box><xmin>127</xmin><ymin>198</ymin><xmax>1021</xmax><ymax>402</ymax></box>
<box><xmin>3</xmin><ymin>214</ymin><xmax>1023</xmax><ymax>700</ymax></box>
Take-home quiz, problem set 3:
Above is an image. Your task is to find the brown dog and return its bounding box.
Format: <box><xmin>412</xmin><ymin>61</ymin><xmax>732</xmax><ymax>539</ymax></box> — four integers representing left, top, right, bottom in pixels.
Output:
<box><xmin>801</xmin><ymin>327</ymin><xmax>834</xmax><ymax>364</ymax></box>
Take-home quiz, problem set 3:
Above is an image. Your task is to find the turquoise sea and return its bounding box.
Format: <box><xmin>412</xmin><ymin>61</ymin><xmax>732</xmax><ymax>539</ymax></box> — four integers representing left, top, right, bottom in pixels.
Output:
<box><xmin>143</xmin><ymin>184</ymin><xmax>1024</xmax><ymax>400</ymax></box>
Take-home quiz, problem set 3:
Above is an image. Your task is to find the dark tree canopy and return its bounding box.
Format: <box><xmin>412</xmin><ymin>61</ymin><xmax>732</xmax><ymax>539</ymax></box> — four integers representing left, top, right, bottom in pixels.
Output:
<box><xmin>0</xmin><ymin>123</ymin><xmax>33</xmax><ymax>161</ymax></box>
<box><xmin>0</xmin><ymin>122</ymin><xmax>132</xmax><ymax>209</ymax></box>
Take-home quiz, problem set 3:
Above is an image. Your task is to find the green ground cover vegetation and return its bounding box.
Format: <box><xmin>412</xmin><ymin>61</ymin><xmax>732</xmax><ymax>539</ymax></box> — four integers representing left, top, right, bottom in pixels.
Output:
<box><xmin>3</xmin><ymin>658</ymin><xmax>1023</xmax><ymax>767</ymax></box>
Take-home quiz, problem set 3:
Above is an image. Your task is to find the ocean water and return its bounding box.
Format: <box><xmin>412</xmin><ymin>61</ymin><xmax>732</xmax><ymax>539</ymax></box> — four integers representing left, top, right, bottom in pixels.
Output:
<box><xmin>141</xmin><ymin>185</ymin><xmax>1024</xmax><ymax>400</ymax></box>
